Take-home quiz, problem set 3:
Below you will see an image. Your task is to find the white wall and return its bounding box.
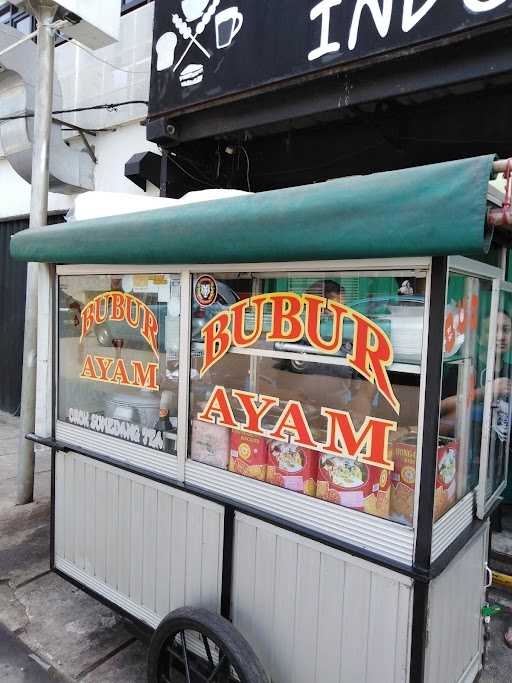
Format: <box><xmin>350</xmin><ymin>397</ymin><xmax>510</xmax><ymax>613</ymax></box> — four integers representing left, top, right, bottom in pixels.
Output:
<box><xmin>93</xmin><ymin>123</ymin><xmax>159</xmax><ymax>197</ymax></box>
<box><xmin>0</xmin><ymin>158</ymin><xmax>74</xmax><ymax>220</ymax></box>
<box><xmin>0</xmin><ymin>2</ymin><xmax>156</xmax><ymax>222</ymax></box>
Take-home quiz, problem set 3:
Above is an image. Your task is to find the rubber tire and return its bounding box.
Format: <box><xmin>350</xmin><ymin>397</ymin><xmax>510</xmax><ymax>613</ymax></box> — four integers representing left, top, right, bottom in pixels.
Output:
<box><xmin>288</xmin><ymin>359</ymin><xmax>307</xmax><ymax>374</ymax></box>
<box><xmin>147</xmin><ymin>607</ymin><xmax>269</xmax><ymax>683</ymax></box>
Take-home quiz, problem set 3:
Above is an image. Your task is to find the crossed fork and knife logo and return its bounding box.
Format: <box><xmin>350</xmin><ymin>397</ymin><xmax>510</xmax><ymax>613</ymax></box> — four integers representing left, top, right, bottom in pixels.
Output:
<box><xmin>156</xmin><ymin>0</ymin><xmax>244</xmax><ymax>87</ymax></box>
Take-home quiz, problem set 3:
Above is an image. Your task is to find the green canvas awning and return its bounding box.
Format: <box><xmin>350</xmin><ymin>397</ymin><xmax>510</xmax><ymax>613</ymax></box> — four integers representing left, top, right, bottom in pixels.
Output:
<box><xmin>10</xmin><ymin>155</ymin><xmax>495</xmax><ymax>265</ymax></box>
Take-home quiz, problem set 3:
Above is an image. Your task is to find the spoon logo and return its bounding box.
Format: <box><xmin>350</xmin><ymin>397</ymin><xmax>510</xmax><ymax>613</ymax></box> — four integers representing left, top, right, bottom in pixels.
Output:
<box><xmin>155</xmin><ymin>1</ymin><xmax>244</xmax><ymax>88</ymax></box>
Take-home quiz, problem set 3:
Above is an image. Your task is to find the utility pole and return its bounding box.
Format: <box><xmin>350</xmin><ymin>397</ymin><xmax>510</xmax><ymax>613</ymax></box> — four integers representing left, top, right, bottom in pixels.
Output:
<box><xmin>17</xmin><ymin>0</ymin><xmax>56</xmax><ymax>504</ymax></box>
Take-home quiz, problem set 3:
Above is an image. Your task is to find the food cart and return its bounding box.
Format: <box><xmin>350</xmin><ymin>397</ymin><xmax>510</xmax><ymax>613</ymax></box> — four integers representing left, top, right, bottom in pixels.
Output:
<box><xmin>10</xmin><ymin>154</ymin><xmax>512</xmax><ymax>683</ymax></box>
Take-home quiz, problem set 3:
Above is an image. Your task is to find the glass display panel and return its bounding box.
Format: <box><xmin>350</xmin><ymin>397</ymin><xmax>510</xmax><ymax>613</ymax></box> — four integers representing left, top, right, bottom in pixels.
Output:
<box><xmin>58</xmin><ymin>274</ymin><xmax>181</xmax><ymax>454</ymax></box>
<box><xmin>188</xmin><ymin>272</ymin><xmax>427</xmax><ymax>526</ymax></box>
<box><xmin>484</xmin><ymin>289</ymin><xmax>512</xmax><ymax>503</ymax></box>
<box><xmin>437</xmin><ymin>273</ymin><xmax>493</xmax><ymax>521</ymax></box>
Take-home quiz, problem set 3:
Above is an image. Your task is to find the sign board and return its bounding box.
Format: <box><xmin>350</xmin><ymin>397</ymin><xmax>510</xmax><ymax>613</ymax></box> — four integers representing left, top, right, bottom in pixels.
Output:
<box><xmin>149</xmin><ymin>0</ymin><xmax>512</xmax><ymax>118</ymax></box>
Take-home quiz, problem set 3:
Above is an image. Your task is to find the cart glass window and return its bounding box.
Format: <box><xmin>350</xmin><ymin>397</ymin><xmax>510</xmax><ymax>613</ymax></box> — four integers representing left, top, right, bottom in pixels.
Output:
<box><xmin>484</xmin><ymin>289</ymin><xmax>512</xmax><ymax>504</ymax></box>
<box><xmin>58</xmin><ymin>274</ymin><xmax>181</xmax><ymax>454</ymax></box>
<box><xmin>188</xmin><ymin>271</ymin><xmax>427</xmax><ymax>526</ymax></box>
<box><xmin>437</xmin><ymin>273</ymin><xmax>493</xmax><ymax>521</ymax></box>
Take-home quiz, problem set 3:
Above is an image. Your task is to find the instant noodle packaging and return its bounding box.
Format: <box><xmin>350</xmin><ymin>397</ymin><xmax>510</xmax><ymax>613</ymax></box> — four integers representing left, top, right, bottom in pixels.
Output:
<box><xmin>433</xmin><ymin>441</ymin><xmax>458</xmax><ymax>522</ymax></box>
<box><xmin>190</xmin><ymin>420</ymin><xmax>230</xmax><ymax>469</ymax></box>
<box><xmin>266</xmin><ymin>441</ymin><xmax>318</xmax><ymax>496</ymax></box>
<box><xmin>316</xmin><ymin>454</ymin><xmax>383</xmax><ymax>514</ymax></box>
<box><xmin>390</xmin><ymin>439</ymin><xmax>417</xmax><ymax>525</ymax></box>
<box><xmin>229</xmin><ymin>431</ymin><xmax>268</xmax><ymax>481</ymax></box>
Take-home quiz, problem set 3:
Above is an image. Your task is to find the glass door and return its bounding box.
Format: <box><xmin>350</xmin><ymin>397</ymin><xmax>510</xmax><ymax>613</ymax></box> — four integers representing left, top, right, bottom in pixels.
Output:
<box><xmin>477</xmin><ymin>281</ymin><xmax>512</xmax><ymax>518</ymax></box>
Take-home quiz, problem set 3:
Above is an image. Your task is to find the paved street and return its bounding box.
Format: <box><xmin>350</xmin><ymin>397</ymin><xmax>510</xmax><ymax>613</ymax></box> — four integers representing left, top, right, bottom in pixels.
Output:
<box><xmin>0</xmin><ymin>622</ymin><xmax>69</xmax><ymax>682</ymax></box>
<box><xmin>0</xmin><ymin>412</ymin><xmax>148</xmax><ymax>682</ymax></box>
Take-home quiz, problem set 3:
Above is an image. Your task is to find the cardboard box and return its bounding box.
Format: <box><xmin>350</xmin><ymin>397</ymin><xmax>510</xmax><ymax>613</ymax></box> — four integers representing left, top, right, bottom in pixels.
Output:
<box><xmin>434</xmin><ymin>441</ymin><xmax>458</xmax><ymax>522</ymax></box>
<box><xmin>266</xmin><ymin>441</ymin><xmax>318</xmax><ymax>496</ymax></box>
<box><xmin>390</xmin><ymin>440</ymin><xmax>417</xmax><ymax>525</ymax></box>
<box><xmin>316</xmin><ymin>454</ymin><xmax>381</xmax><ymax>513</ymax></box>
<box><xmin>373</xmin><ymin>465</ymin><xmax>391</xmax><ymax>519</ymax></box>
<box><xmin>190</xmin><ymin>420</ymin><xmax>230</xmax><ymax>469</ymax></box>
<box><xmin>229</xmin><ymin>431</ymin><xmax>268</xmax><ymax>481</ymax></box>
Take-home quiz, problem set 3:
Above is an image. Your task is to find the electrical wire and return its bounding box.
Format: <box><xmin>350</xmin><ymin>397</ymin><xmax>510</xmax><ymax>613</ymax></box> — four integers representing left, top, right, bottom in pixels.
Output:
<box><xmin>0</xmin><ymin>100</ymin><xmax>148</xmax><ymax>123</ymax></box>
<box><xmin>56</xmin><ymin>31</ymin><xmax>150</xmax><ymax>75</ymax></box>
<box><xmin>171</xmin><ymin>150</ymin><xmax>220</xmax><ymax>185</ymax></box>
<box><xmin>0</xmin><ymin>27</ymin><xmax>38</xmax><ymax>57</ymax></box>
<box><xmin>168</xmin><ymin>153</ymin><xmax>219</xmax><ymax>188</ymax></box>
<box><xmin>241</xmin><ymin>145</ymin><xmax>251</xmax><ymax>192</ymax></box>
<box><xmin>0</xmin><ymin>19</ymin><xmax>69</xmax><ymax>59</ymax></box>
<box><xmin>53</xmin><ymin>116</ymin><xmax>118</xmax><ymax>134</ymax></box>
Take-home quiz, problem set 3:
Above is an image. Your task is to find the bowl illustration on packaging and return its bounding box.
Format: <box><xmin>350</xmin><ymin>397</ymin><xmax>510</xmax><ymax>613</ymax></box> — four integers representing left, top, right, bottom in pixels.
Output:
<box><xmin>266</xmin><ymin>441</ymin><xmax>318</xmax><ymax>496</ymax></box>
<box><xmin>321</xmin><ymin>455</ymin><xmax>367</xmax><ymax>489</ymax></box>
<box><xmin>268</xmin><ymin>442</ymin><xmax>305</xmax><ymax>474</ymax></box>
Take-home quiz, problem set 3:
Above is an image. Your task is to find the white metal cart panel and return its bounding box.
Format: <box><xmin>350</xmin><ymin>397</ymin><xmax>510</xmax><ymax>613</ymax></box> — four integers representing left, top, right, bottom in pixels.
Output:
<box><xmin>231</xmin><ymin>513</ymin><xmax>412</xmax><ymax>683</ymax></box>
<box><xmin>55</xmin><ymin>451</ymin><xmax>224</xmax><ymax>628</ymax></box>
<box><xmin>425</xmin><ymin>523</ymin><xmax>488</xmax><ymax>683</ymax></box>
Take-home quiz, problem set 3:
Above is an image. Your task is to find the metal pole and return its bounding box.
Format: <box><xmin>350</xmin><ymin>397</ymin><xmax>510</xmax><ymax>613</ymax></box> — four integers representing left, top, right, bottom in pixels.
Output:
<box><xmin>493</xmin><ymin>159</ymin><xmax>512</xmax><ymax>176</ymax></box>
<box><xmin>488</xmin><ymin>208</ymin><xmax>512</xmax><ymax>228</ymax></box>
<box><xmin>16</xmin><ymin>1</ymin><xmax>56</xmax><ymax>504</ymax></box>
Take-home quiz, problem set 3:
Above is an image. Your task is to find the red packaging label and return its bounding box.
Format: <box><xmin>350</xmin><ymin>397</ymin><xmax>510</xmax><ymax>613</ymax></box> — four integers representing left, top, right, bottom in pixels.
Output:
<box><xmin>373</xmin><ymin>466</ymin><xmax>391</xmax><ymax>519</ymax></box>
<box><xmin>434</xmin><ymin>441</ymin><xmax>458</xmax><ymax>522</ymax></box>
<box><xmin>229</xmin><ymin>431</ymin><xmax>268</xmax><ymax>481</ymax></box>
<box><xmin>390</xmin><ymin>441</ymin><xmax>417</xmax><ymax>524</ymax></box>
<box><xmin>316</xmin><ymin>454</ymin><xmax>382</xmax><ymax>514</ymax></box>
<box><xmin>266</xmin><ymin>441</ymin><xmax>318</xmax><ymax>496</ymax></box>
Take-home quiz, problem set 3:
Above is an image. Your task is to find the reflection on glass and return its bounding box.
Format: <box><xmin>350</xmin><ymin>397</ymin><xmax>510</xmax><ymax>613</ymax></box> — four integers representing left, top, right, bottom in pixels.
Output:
<box><xmin>188</xmin><ymin>272</ymin><xmax>426</xmax><ymax>526</ymax></box>
<box><xmin>485</xmin><ymin>293</ymin><xmax>512</xmax><ymax>501</ymax></box>
<box><xmin>437</xmin><ymin>273</ymin><xmax>493</xmax><ymax>521</ymax></box>
<box><xmin>58</xmin><ymin>274</ymin><xmax>181</xmax><ymax>454</ymax></box>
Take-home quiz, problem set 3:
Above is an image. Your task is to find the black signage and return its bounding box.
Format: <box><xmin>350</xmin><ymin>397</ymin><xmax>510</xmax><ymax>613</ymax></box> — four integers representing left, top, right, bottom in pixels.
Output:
<box><xmin>149</xmin><ymin>0</ymin><xmax>512</xmax><ymax>118</ymax></box>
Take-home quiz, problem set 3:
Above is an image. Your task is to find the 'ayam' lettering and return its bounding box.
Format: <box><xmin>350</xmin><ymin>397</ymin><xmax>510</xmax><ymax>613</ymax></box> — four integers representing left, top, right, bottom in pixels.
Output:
<box><xmin>198</xmin><ymin>386</ymin><xmax>396</xmax><ymax>471</ymax></box>
<box><xmin>80</xmin><ymin>354</ymin><xmax>159</xmax><ymax>391</ymax></box>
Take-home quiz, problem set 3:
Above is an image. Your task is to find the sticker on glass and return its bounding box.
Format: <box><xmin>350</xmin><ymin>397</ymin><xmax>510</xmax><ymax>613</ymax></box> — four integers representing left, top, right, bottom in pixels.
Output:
<box><xmin>194</xmin><ymin>275</ymin><xmax>218</xmax><ymax>307</ymax></box>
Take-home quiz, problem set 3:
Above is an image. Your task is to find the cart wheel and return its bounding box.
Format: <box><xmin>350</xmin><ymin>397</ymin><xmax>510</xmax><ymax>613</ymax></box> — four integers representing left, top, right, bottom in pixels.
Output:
<box><xmin>289</xmin><ymin>358</ymin><xmax>307</xmax><ymax>373</ymax></box>
<box><xmin>147</xmin><ymin>607</ymin><xmax>269</xmax><ymax>683</ymax></box>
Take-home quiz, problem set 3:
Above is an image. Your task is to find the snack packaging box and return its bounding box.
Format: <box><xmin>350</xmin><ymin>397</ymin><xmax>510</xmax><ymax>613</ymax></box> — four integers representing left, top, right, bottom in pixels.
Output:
<box><xmin>229</xmin><ymin>431</ymin><xmax>268</xmax><ymax>481</ymax></box>
<box><xmin>266</xmin><ymin>441</ymin><xmax>318</xmax><ymax>496</ymax></box>
<box><xmin>373</xmin><ymin>465</ymin><xmax>391</xmax><ymax>519</ymax></box>
<box><xmin>433</xmin><ymin>441</ymin><xmax>458</xmax><ymax>522</ymax></box>
<box><xmin>390</xmin><ymin>440</ymin><xmax>417</xmax><ymax>525</ymax></box>
<box><xmin>316</xmin><ymin>454</ymin><xmax>381</xmax><ymax>513</ymax></box>
<box><xmin>190</xmin><ymin>420</ymin><xmax>230</xmax><ymax>469</ymax></box>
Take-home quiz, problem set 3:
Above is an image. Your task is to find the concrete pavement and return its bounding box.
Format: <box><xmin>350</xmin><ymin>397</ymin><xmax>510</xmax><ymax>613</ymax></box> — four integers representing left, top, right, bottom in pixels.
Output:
<box><xmin>0</xmin><ymin>411</ymin><xmax>148</xmax><ymax>682</ymax></box>
<box><xmin>0</xmin><ymin>622</ymin><xmax>69</xmax><ymax>682</ymax></box>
